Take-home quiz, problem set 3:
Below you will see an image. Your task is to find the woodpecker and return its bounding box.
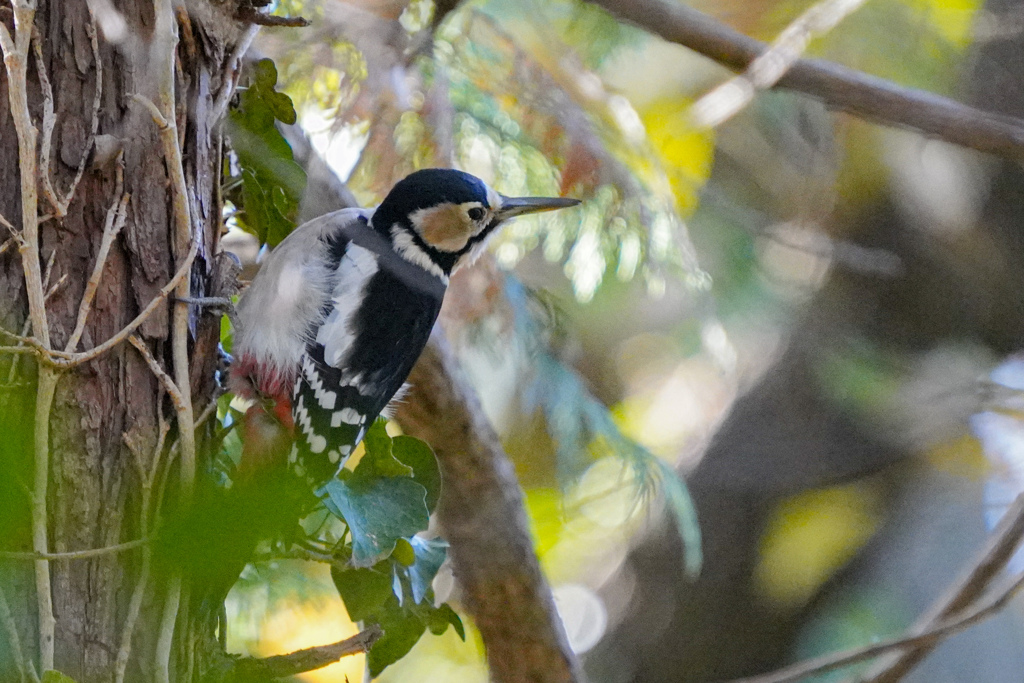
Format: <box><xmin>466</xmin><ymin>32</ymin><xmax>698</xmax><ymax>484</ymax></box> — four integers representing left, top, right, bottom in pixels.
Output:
<box><xmin>230</xmin><ymin>168</ymin><xmax>579</xmax><ymax>484</ymax></box>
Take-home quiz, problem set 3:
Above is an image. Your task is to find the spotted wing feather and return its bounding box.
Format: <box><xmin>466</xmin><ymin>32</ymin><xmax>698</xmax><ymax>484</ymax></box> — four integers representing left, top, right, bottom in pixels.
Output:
<box><xmin>291</xmin><ymin>226</ymin><xmax>445</xmax><ymax>484</ymax></box>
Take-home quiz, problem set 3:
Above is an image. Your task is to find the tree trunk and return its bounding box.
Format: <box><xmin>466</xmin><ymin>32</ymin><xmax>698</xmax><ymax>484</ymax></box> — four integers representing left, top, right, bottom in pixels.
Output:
<box><xmin>0</xmin><ymin>1</ymin><xmax>248</xmax><ymax>681</ymax></box>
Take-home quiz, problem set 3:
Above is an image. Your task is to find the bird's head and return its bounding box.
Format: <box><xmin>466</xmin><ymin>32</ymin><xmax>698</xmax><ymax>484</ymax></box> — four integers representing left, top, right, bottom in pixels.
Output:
<box><xmin>370</xmin><ymin>169</ymin><xmax>579</xmax><ymax>279</ymax></box>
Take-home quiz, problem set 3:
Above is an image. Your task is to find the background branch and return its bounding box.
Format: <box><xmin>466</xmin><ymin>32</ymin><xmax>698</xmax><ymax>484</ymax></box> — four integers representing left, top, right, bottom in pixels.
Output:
<box><xmin>731</xmin><ymin>571</ymin><xmax>1024</xmax><ymax>683</ymax></box>
<box><xmin>584</xmin><ymin>0</ymin><xmax>1024</xmax><ymax>159</ymax></box>
<box><xmin>690</xmin><ymin>0</ymin><xmax>869</xmax><ymax>128</ymax></box>
<box><xmin>855</xmin><ymin>492</ymin><xmax>1024</xmax><ymax>681</ymax></box>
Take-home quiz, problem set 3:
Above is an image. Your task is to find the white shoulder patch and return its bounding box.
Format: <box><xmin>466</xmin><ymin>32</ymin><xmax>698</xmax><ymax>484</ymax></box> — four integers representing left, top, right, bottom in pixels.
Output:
<box><xmin>316</xmin><ymin>244</ymin><xmax>379</xmax><ymax>368</ymax></box>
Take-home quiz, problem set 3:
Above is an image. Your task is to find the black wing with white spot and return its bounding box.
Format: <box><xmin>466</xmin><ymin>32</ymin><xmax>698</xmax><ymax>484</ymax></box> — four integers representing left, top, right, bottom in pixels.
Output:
<box><xmin>291</xmin><ymin>229</ymin><xmax>445</xmax><ymax>484</ymax></box>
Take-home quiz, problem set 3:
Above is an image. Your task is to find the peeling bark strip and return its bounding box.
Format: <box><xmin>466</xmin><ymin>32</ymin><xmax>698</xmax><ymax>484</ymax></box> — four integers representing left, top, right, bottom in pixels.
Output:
<box><xmin>396</xmin><ymin>334</ymin><xmax>583</xmax><ymax>683</ymax></box>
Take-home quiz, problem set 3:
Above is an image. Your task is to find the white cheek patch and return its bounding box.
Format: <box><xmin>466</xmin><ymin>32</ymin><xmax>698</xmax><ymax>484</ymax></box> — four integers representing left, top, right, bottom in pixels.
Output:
<box><xmin>316</xmin><ymin>244</ymin><xmax>379</xmax><ymax>368</ymax></box>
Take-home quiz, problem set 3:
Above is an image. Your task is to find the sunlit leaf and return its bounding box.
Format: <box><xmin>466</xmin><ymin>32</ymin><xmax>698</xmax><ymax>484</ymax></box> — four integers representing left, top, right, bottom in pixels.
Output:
<box><xmin>353</xmin><ymin>419</ymin><xmax>414</xmax><ymax>483</ymax></box>
<box><xmin>41</xmin><ymin>672</ymin><xmax>78</xmax><ymax>683</ymax></box>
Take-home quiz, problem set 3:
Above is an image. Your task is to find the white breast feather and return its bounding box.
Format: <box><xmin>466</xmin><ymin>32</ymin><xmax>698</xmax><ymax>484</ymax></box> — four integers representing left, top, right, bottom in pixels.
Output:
<box><xmin>316</xmin><ymin>244</ymin><xmax>379</xmax><ymax>368</ymax></box>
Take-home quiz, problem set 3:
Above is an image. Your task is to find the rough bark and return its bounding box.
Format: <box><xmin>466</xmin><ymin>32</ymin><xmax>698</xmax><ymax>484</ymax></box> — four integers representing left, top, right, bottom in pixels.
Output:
<box><xmin>0</xmin><ymin>1</ymin><xmax>249</xmax><ymax>681</ymax></box>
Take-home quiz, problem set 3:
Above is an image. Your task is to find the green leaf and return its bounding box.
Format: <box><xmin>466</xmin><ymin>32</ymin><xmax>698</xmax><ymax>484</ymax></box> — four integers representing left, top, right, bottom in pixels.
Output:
<box><xmin>392</xmin><ymin>537</ymin><xmax>416</xmax><ymax>566</ymax></box>
<box><xmin>322</xmin><ymin>477</ymin><xmax>429</xmax><ymax>567</ymax></box>
<box><xmin>392</xmin><ymin>435</ymin><xmax>441</xmax><ymax>512</ymax></box>
<box><xmin>367</xmin><ymin>607</ymin><xmax>426</xmax><ymax>677</ymax></box>
<box><xmin>42</xmin><ymin>671</ymin><xmax>79</xmax><ymax>683</ymax></box>
<box><xmin>225</xmin><ymin>59</ymin><xmax>306</xmax><ymax>247</ymax></box>
<box><xmin>352</xmin><ymin>420</ymin><xmax>414</xmax><ymax>483</ymax></box>
<box><xmin>269</xmin><ymin>91</ymin><xmax>297</xmax><ymax>125</ymax></box>
<box><xmin>407</xmin><ymin>536</ymin><xmax>447</xmax><ymax>604</ymax></box>
<box><xmin>425</xmin><ymin>603</ymin><xmax>465</xmax><ymax>640</ymax></box>
<box><xmin>330</xmin><ymin>566</ymin><xmax>394</xmax><ymax>622</ymax></box>
<box><xmin>252</xmin><ymin>58</ymin><xmax>279</xmax><ymax>89</ymax></box>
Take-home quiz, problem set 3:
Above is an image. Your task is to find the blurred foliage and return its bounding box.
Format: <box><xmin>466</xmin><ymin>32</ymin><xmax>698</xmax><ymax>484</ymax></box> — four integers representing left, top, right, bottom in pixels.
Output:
<box><xmin>503</xmin><ymin>277</ymin><xmax>702</xmax><ymax>576</ymax></box>
<box><xmin>753</xmin><ymin>482</ymin><xmax>885</xmax><ymax>608</ymax></box>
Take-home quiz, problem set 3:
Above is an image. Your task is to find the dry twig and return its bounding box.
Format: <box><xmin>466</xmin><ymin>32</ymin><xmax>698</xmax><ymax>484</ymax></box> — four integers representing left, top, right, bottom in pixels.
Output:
<box><xmin>66</xmin><ymin>237</ymin><xmax>198</xmax><ymax>367</ymax></box>
<box><xmin>136</xmin><ymin>2</ymin><xmax>198</xmax><ymax>678</ymax></box>
<box><xmin>0</xmin><ymin>539</ymin><xmax>149</xmax><ymax>562</ymax></box>
<box><xmin>128</xmin><ymin>336</ymin><xmax>187</xmax><ymax>414</ymax></box>
<box><xmin>115</xmin><ymin>416</ymin><xmax>170</xmax><ymax>683</ymax></box>
<box><xmin>66</xmin><ymin>188</ymin><xmax>129</xmax><ymax>352</ymax></box>
<box><xmin>0</xmin><ymin>3</ymin><xmax>58</xmax><ymax>669</ymax></box>
<box><xmin>228</xmin><ymin>627</ymin><xmax>382</xmax><ymax>680</ymax></box>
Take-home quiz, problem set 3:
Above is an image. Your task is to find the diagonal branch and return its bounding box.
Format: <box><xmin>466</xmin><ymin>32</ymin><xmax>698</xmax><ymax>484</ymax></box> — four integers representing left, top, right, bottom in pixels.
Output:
<box><xmin>584</xmin><ymin>0</ymin><xmax>1024</xmax><ymax>160</ymax></box>
<box><xmin>127</xmin><ymin>335</ymin><xmax>187</xmax><ymax>414</ymax></box>
<box><xmin>0</xmin><ymin>539</ymin><xmax>149</xmax><ymax>562</ymax></box>
<box><xmin>395</xmin><ymin>333</ymin><xmax>583</xmax><ymax>683</ymax></box>
<box><xmin>855</xmin><ymin>491</ymin><xmax>1024</xmax><ymax>682</ymax></box>
<box><xmin>64</xmin><ymin>237</ymin><xmax>198</xmax><ymax>367</ymax></box>
<box><xmin>730</xmin><ymin>572</ymin><xmax>1024</xmax><ymax>683</ymax></box>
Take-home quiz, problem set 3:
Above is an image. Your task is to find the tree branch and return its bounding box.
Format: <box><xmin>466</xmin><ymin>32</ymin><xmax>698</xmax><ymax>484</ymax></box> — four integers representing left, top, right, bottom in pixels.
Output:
<box><xmin>395</xmin><ymin>333</ymin><xmax>583</xmax><ymax>683</ymax></box>
<box><xmin>729</xmin><ymin>572</ymin><xmax>1024</xmax><ymax>683</ymax></box>
<box><xmin>234</xmin><ymin>7</ymin><xmax>310</xmax><ymax>27</ymax></box>
<box><xmin>855</xmin><ymin>491</ymin><xmax>1024</xmax><ymax>681</ymax></box>
<box><xmin>227</xmin><ymin>627</ymin><xmax>382</xmax><ymax>680</ymax></box>
<box><xmin>65</xmin><ymin>237</ymin><xmax>198</xmax><ymax>367</ymax></box>
<box><xmin>584</xmin><ymin>0</ymin><xmax>1024</xmax><ymax>160</ymax></box>
<box><xmin>690</xmin><ymin>0</ymin><xmax>869</xmax><ymax>129</ymax></box>
<box><xmin>127</xmin><ymin>335</ymin><xmax>187</xmax><ymax>415</ymax></box>
<box><xmin>137</xmin><ymin>1</ymin><xmax>197</xmax><ymax>678</ymax></box>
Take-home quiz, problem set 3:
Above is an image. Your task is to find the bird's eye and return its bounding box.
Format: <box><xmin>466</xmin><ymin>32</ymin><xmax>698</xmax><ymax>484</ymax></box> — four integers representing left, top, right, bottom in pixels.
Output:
<box><xmin>468</xmin><ymin>207</ymin><xmax>486</xmax><ymax>221</ymax></box>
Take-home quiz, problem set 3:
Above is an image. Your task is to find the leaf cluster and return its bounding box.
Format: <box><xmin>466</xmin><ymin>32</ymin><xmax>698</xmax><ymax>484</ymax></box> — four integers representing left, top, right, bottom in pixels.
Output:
<box><xmin>322</xmin><ymin>421</ymin><xmax>464</xmax><ymax>675</ymax></box>
<box><xmin>224</xmin><ymin>59</ymin><xmax>307</xmax><ymax>247</ymax></box>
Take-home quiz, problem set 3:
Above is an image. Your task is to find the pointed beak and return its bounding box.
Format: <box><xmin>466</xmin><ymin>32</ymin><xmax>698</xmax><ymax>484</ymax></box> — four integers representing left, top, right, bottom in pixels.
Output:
<box><xmin>494</xmin><ymin>195</ymin><xmax>580</xmax><ymax>221</ymax></box>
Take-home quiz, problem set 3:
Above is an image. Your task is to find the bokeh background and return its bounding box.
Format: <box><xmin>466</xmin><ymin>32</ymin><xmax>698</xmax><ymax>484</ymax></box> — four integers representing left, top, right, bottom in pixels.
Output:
<box><xmin>220</xmin><ymin>0</ymin><xmax>1024</xmax><ymax>680</ymax></box>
